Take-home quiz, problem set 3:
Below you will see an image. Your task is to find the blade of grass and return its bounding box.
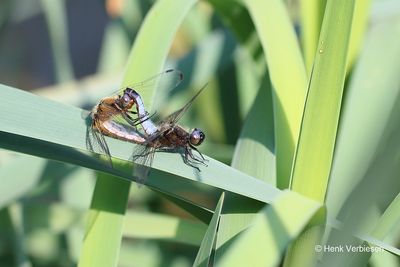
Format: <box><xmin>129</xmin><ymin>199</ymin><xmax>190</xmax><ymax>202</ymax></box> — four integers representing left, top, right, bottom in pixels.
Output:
<box><xmin>231</xmin><ymin>72</ymin><xmax>275</xmax><ymax>184</ymax></box>
<box><xmin>0</xmin><ymin>155</ymin><xmax>45</xmax><ymax>209</ymax></box>
<box><xmin>213</xmin><ymin>74</ymin><xmax>276</xmax><ymax>263</ymax></box>
<box><xmin>286</xmin><ymin>0</ymin><xmax>355</xmax><ymax>265</ymax></box>
<box><xmin>217</xmin><ymin>190</ymin><xmax>323</xmax><ymax>267</ymax></box>
<box><xmin>346</xmin><ymin>0</ymin><xmax>371</xmax><ymax>70</ymax></box>
<box><xmin>371</xmin><ymin>193</ymin><xmax>400</xmax><ymax>241</ymax></box>
<box><xmin>299</xmin><ymin>0</ymin><xmax>326</xmax><ymax>74</ymax></box>
<box><xmin>0</xmin><ymin>85</ymin><xmax>281</xmax><ymax>209</ymax></box>
<box><xmin>8</xmin><ymin>202</ymin><xmax>206</xmax><ymax>247</ymax></box>
<box><xmin>123</xmin><ymin>211</ymin><xmax>207</xmax><ymax>246</ymax></box>
<box><xmin>78</xmin><ymin>172</ymin><xmax>129</xmax><ymax>267</ymax></box>
<box><xmin>153</xmin><ymin>189</ymin><xmax>213</xmax><ymax>224</ymax></box>
<box><xmin>327</xmin><ymin>219</ymin><xmax>400</xmax><ymax>256</ymax></box>
<box><xmin>193</xmin><ymin>192</ymin><xmax>224</xmax><ymax>267</ymax></box>
<box><xmin>243</xmin><ymin>0</ymin><xmax>308</xmax><ymax>189</ymax></box>
<box><xmin>327</xmin><ymin>14</ymin><xmax>400</xmax><ymax>217</ymax></box>
<box><xmin>207</xmin><ymin>0</ymin><xmax>255</xmax><ymax>46</ymax></box>
<box><xmin>290</xmin><ymin>0</ymin><xmax>356</xmax><ymax>202</ymax></box>
<box><xmin>40</xmin><ymin>0</ymin><xmax>74</xmax><ymax>82</ymax></box>
<box><xmin>97</xmin><ymin>21</ymin><xmax>131</xmax><ymax>74</ymax></box>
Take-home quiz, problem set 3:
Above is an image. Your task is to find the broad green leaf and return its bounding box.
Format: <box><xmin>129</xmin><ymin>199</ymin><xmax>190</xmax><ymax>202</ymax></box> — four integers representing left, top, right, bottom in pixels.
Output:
<box><xmin>217</xmin><ymin>190</ymin><xmax>322</xmax><ymax>267</ymax></box>
<box><xmin>290</xmin><ymin>0</ymin><xmax>355</xmax><ymax>202</ymax></box>
<box><xmin>347</xmin><ymin>0</ymin><xmax>371</xmax><ymax>70</ymax></box>
<box><xmin>0</xmin><ymin>155</ymin><xmax>45</xmax><ymax>209</ymax></box>
<box><xmin>153</xmin><ymin>189</ymin><xmax>213</xmax><ymax>224</ymax></box>
<box><xmin>0</xmin><ymin>85</ymin><xmax>281</xmax><ymax>205</ymax></box>
<box><xmin>370</xmin><ymin>250</ymin><xmax>399</xmax><ymax>267</ymax></box>
<box><xmin>214</xmin><ymin>195</ymin><xmax>264</xmax><ymax>264</ymax></box>
<box><xmin>97</xmin><ymin>21</ymin><xmax>131</xmax><ymax>74</ymax></box>
<box><xmin>234</xmin><ymin>47</ymin><xmax>263</xmax><ymax>118</ymax></box>
<box><xmin>300</xmin><ymin>0</ymin><xmax>326</xmax><ymax>74</ymax></box>
<box><xmin>207</xmin><ymin>0</ymin><xmax>255</xmax><ymax>45</ymax></box>
<box><xmin>283</xmin><ymin>225</ymin><xmax>325</xmax><ymax>267</ymax></box>
<box><xmin>213</xmin><ymin>74</ymin><xmax>275</xmax><ymax>263</ymax></box>
<box><xmin>193</xmin><ymin>192</ymin><xmax>224</xmax><ymax>267</ymax></box>
<box><xmin>371</xmin><ymin>193</ymin><xmax>400</xmax><ymax>240</ymax></box>
<box><xmin>40</xmin><ymin>0</ymin><xmax>74</xmax><ymax>82</ymax></box>
<box><xmin>287</xmin><ymin>0</ymin><xmax>356</xmax><ymax>265</ymax></box>
<box><xmin>60</xmin><ymin>167</ymin><xmax>95</xmax><ymax>261</ymax></box>
<box><xmin>326</xmin><ymin>219</ymin><xmax>400</xmax><ymax>257</ymax></box>
<box><xmin>123</xmin><ymin>211</ymin><xmax>207</xmax><ymax>246</ymax></box>
<box><xmin>78</xmin><ymin>173</ymin><xmax>130</xmax><ymax>267</ymax></box>
<box><xmin>231</xmin><ymin>72</ymin><xmax>275</xmax><ymax>184</ymax></box>
<box><xmin>243</xmin><ymin>0</ymin><xmax>307</xmax><ymax>189</ymax></box>
<box><xmin>327</xmin><ymin>14</ymin><xmax>400</xmax><ymax>217</ymax></box>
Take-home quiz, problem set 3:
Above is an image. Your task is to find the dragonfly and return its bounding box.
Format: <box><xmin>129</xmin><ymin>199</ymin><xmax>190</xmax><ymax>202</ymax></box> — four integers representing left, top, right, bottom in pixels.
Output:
<box><xmin>130</xmin><ymin>84</ymin><xmax>208</xmax><ymax>184</ymax></box>
<box><xmin>86</xmin><ymin>69</ymin><xmax>183</xmax><ymax>167</ymax></box>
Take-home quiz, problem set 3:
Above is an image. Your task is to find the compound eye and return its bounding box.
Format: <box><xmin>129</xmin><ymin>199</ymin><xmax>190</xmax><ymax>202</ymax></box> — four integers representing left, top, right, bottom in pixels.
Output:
<box><xmin>190</xmin><ymin>128</ymin><xmax>205</xmax><ymax>146</ymax></box>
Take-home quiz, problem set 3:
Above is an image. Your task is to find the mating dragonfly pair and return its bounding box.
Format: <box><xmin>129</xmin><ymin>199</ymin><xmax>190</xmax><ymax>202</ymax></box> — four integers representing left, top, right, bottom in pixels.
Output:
<box><xmin>86</xmin><ymin>69</ymin><xmax>207</xmax><ymax>184</ymax></box>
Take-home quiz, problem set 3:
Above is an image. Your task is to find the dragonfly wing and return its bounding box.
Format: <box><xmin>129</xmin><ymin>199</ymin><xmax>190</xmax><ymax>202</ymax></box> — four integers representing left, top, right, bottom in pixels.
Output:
<box><xmin>107</xmin><ymin>69</ymin><xmax>184</xmax><ymax>99</ymax></box>
<box><xmin>86</xmin><ymin>120</ymin><xmax>113</xmax><ymax>168</ymax></box>
<box><xmin>132</xmin><ymin>144</ymin><xmax>156</xmax><ymax>186</ymax></box>
<box><xmin>160</xmin><ymin>83</ymin><xmax>208</xmax><ymax>125</ymax></box>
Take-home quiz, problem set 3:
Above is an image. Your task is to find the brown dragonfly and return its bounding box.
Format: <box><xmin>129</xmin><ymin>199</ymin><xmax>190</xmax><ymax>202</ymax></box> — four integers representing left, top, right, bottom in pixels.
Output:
<box><xmin>130</xmin><ymin>84</ymin><xmax>208</xmax><ymax>184</ymax></box>
<box><xmin>86</xmin><ymin>69</ymin><xmax>183</xmax><ymax>167</ymax></box>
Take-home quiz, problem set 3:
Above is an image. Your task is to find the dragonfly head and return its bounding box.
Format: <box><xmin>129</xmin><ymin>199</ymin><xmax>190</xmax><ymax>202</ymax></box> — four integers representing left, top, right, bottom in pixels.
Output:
<box><xmin>190</xmin><ymin>128</ymin><xmax>205</xmax><ymax>146</ymax></box>
<box><xmin>120</xmin><ymin>88</ymin><xmax>135</xmax><ymax>109</ymax></box>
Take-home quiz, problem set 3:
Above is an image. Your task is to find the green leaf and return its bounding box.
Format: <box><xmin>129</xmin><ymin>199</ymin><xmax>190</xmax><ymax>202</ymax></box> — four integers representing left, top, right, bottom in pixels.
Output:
<box><xmin>231</xmin><ymin>72</ymin><xmax>275</xmax><ymax>184</ymax></box>
<box><xmin>243</xmin><ymin>0</ymin><xmax>308</xmax><ymax>189</ymax></box>
<box><xmin>40</xmin><ymin>0</ymin><xmax>74</xmax><ymax>82</ymax></box>
<box><xmin>213</xmin><ymin>74</ymin><xmax>275</xmax><ymax>264</ymax></box>
<box><xmin>290</xmin><ymin>0</ymin><xmax>356</xmax><ymax>202</ymax></box>
<box><xmin>327</xmin><ymin>14</ymin><xmax>400</xmax><ymax>217</ymax></box>
<box><xmin>123</xmin><ymin>211</ymin><xmax>207</xmax><ymax>246</ymax></box>
<box><xmin>346</xmin><ymin>0</ymin><xmax>372</xmax><ymax>70</ymax></box>
<box><xmin>371</xmin><ymin>193</ymin><xmax>400</xmax><ymax>240</ymax></box>
<box><xmin>0</xmin><ymin>155</ymin><xmax>45</xmax><ymax>209</ymax></box>
<box><xmin>286</xmin><ymin>1</ymin><xmax>356</xmax><ymax>264</ymax></box>
<box><xmin>299</xmin><ymin>0</ymin><xmax>327</xmax><ymax>74</ymax></box>
<box><xmin>193</xmin><ymin>192</ymin><xmax>225</xmax><ymax>267</ymax></box>
<box><xmin>153</xmin><ymin>189</ymin><xmax>213</xmax><ymax>224</ymax></box>
<box><xmin>78</xmin><ymin>173</ymin><xmax>130</xmax><ymax>267</ymax></box>
<box><xmin>217</xmin><ymin>190</ymin><xmax>323</xmax><ymax>267</ymax></box>
<box><xmin>0</xmin><ymin>85</ymin><xmax>280</xmax><ymax>205</ymax></box>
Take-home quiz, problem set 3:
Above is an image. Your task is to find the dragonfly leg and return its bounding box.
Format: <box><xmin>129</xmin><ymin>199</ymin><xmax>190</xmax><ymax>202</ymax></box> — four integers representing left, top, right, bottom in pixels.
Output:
<box><xmin>183</xmin><ymin>150</ymin><xmax>201</xmax><ymax>171</ymax></box>
<box><xmin>132</xmin><ymin>111</ymin><xmax>157</xmax><ymax>126</ymax></box>
<box><xmin>188</xmin><ymin>145</ymin><xmax>208</xmax><ymax>166</ymax></box>
<box><xmin>122</xmin><ymin>113</ymin><xmax>141</xmax><ymax>127</ymax></box>
<box><xmin>184</xmin><ymin>147</ymin><xmax>206</xmax><ymax>169</ymax></box>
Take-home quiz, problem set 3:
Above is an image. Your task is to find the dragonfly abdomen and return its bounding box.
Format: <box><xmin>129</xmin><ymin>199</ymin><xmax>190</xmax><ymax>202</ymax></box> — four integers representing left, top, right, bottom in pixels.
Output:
<box><xmin>101</xmin><ymin>120</ymin><xmax>146</xmax><ymax>144</ymax></box>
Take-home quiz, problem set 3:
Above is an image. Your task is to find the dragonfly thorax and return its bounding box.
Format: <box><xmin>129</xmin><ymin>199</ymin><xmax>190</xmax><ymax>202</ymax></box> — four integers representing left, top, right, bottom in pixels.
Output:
<box><xmin>189</xmin><ymin>128</ymin><xmax>205</xmax><ymax>146</ymax></box>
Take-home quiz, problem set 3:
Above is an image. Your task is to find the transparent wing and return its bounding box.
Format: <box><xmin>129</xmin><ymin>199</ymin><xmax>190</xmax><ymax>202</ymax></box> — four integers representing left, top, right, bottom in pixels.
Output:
<box><xmin>108</xmin><ymin>69</ymin><xmax>184</xmax><ymax>98</ymax></box>
<box><xmin>131</xmin><ymin>144</ymin><xmax>156</xmax><ymax>186</ymax></box>
<box><xmin>160</xmin><ymin>83</ymin><xmax>208</xmax><ymax>125</ymax></box>
<box><xmin>86</xmin><ymin>119</ymin><xmax>113</xmax><ymax>167</ymax></box>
